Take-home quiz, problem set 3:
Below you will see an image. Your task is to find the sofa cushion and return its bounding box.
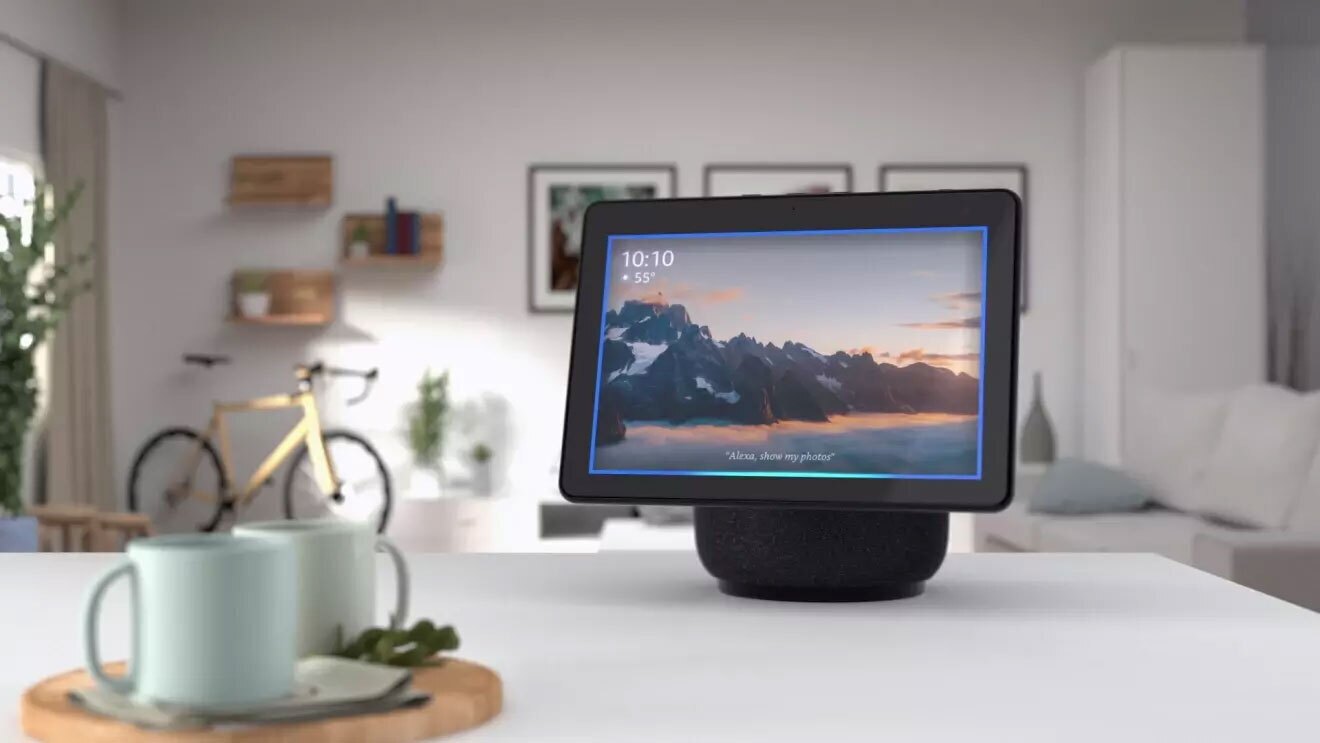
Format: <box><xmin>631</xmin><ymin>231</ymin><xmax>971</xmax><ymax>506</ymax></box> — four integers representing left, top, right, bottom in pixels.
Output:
<box><xmin>975</xmin><ymin>505</ymin><xmax>1047</xmax><ymax>551</ymax></box>
<box><xmin>1034</xmin><ymin>511</ymin><xmax>1207</xmax><ymax>563</ymax></box>
<box><xmin>974</xmin><ymin>475</ymin><xmax>1047</xmax><ymax>550</ymax></box>
<box><xmin>1199</xmin><ymin>385</ymin><xmax>1320</xmax><ymax>530</ymax></box>
<box><xmin>1192</xmin><ymin>529</ymin><xmax>1320</xmax><ymax>610</ymax></box>
<box><xmin>1028</xmin><ymin>459</ymin><xmax>1151</xmax><ymax>515</ymax></box>
<box><xmin>1125</xmin><ymin>385</ymin><xmax>1231</xmax><ymax>513</ymax></box>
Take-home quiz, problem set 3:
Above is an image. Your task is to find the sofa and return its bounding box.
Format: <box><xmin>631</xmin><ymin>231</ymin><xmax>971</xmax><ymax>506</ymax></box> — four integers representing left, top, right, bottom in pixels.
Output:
<box><xmin>976</xmin><ymin>384</ymin><xmax>1320</xmax><ymax>612</ymax></box>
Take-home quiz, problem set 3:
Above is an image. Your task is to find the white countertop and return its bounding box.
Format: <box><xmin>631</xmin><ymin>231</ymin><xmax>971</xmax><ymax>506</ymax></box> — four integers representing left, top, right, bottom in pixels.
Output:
<box><xmin>4</xmin><ymin>552</ymin><xmax>1320</xmax><ymax>741</ymax></box>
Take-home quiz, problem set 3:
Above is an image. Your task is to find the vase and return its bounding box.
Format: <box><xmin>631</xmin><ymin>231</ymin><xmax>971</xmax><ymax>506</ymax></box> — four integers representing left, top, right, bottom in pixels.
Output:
<box><xmin>471</xmin><ymin>463</ymin><xmax>493</xmax><ymax>497</ymax></box>
<box><xmin>237</xmin><ymin>292</ymin><xmax>272</xmax><ymax>318</ymax></box>
<box><xmin>0</xmin><ymin>516</ymin><xmax>38</xmax><ymax>552</ymax></box>
<box><xmin>1020</xmin><ymin>371</ymin><xmax>1057</xmax><ymax>464</ymax></box>
<box><xmin>349</xmin><ymin>240</ymin><xmax>371</xmax><ymax>260</ymax></box>
<box><xmin>408</xmin><ymin>465</ymin><xmax>444</xmax><ymax>500</ymax></box>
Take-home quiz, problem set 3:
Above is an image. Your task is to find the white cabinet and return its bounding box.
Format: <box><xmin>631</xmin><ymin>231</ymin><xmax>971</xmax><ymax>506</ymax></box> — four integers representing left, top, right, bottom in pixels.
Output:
<box><xmin>1082</xmin><ymin>46</ymin><xmax>1265</xmax><ymax>466</ymax></box>
<box><xmin>388</xmin><ymin>496</ymin><xmax>498</xmax><ymax>552</ymax></box>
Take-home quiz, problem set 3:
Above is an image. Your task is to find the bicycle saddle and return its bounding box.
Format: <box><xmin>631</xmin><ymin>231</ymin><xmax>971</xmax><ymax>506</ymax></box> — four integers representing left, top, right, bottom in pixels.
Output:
<box><xmin>183</xmin><ymin>353</ymin><xmax>231</xmax><ymax>368</ymax></box>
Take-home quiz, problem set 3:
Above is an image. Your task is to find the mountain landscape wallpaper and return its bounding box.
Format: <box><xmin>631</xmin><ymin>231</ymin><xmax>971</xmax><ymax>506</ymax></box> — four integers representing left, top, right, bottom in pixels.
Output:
<box><xmin>591</xmin><ymin>229</ymin><xmax>985</xmax><ymax>477</ymax></box>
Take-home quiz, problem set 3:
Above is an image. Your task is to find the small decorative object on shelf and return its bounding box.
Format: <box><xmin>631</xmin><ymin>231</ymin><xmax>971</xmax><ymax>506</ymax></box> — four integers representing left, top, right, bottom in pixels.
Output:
<box><xmin>1020</xmin><ymin>371</ymin><xmax>1057</xmax><ymax>464</ymax></box>
<box><xmin>227</xmin><ymin>155</ymin><xmax>333</xmax><ymax>207</ymax></box>
<box><xmin>470</xmin><ymin>443</ymin><xmax>493</xmax><ymax>496</ymax></box>
<box><xmin>233</xmin><ymin>270</ymin><xmax>272</xmax><ymax>318</ymax></box>
<box><xmin>348</xmin><ymin>223</ymin><xmax>371</xmax><ymax>260</ymax></box>
<box><xmin>229</xmin><ymin>270</ymin><xmax>335</xmax><ymax>326</ymax></box>
<box><xmin>408</xmin><ymin>369</ymin><xmax>450</xmax><ymax>499</ymax></box>
<box><xmin>340</xmin><ymin>212</ymin><xmax>444</xmax><ymax>267</ymax></box>
<box><xmin>335</xmin><ymin>619</ymin><xmax>460</xmax><ymax>668</ymax></box>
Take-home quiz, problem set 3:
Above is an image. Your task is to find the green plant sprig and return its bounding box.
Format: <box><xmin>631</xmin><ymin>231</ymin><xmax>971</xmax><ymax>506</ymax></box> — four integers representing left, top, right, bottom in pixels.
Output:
<box><xmin>0</xmin><ymin>181</ymin><xmax>91</xmax><ymax>516</ymax></box>
<box><xmin>233</xmin><ymin>270</ymin><xmax>269</xmax><ymax>294</ymax></box>
<box><xmin>408</xmin><ymin>369</ymin><xmax>450</xmax><ymax>467</ymax></box>
<box><xmin>471</xmin><ymin>442</ymin><xmax>493</xmax><ymax>463</ymax></box>
<box><xmin>335</xmin><ymin>619</ymin><xmax>460</xmax><ymax>667</ymax></box>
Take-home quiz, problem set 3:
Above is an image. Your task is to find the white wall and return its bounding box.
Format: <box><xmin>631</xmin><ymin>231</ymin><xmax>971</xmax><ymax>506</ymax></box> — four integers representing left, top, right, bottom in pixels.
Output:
<box><xmin>0</xmin><ymin>0</ymin><xmax>123</xmax><ymax>91</ymax></box>
<box><xmin>110</xmin><ymin>0</ymin><xmax>1247</xmax><ymax>527</ymax></box>
<box><xmin>0</xmin><ymin>0</ymin><xmax>123</xmax><ymax>160</ymax></box>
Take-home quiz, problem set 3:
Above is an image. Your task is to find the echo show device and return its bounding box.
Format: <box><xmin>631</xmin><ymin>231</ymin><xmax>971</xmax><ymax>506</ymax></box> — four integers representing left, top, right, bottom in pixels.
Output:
<box><xmin>560</xmin><ymin>190</ymin><xmax>1021</xmax><ymax>601</ymax></box>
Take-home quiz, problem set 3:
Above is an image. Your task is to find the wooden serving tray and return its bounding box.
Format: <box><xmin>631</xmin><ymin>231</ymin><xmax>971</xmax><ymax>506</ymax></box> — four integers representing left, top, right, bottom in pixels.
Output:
<box><xmin>20</xmin><ymin>659</ymin><xmax>501</xmax><ymax>742</ymax></box>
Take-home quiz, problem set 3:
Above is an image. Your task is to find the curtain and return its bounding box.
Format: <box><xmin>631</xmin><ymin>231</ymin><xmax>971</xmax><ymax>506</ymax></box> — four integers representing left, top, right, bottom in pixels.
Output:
<box><xmin>41</xmin><ymin>61</ymin><xmax>113</xmax><ymax>511</ymax></box>
<box><xmin>1267</xmin><ymin>250</ymin><xmax>1320</xmax><ymax>390</ymax></box>
<box><xmin>1264</xmin><ymin>45</ymin><xmax>1320</xmax><ymax>391</ymax></box>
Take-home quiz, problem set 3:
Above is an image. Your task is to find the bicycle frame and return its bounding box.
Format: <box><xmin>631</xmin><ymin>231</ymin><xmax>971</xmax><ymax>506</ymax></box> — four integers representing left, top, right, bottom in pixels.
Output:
<box><xmin>169</xmin><ymin>389</ymin><xmax>339</xmax><ymax>507</ymax></box>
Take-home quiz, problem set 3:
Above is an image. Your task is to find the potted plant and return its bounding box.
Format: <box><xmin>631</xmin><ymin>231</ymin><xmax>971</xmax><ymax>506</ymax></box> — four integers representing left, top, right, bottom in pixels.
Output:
<box><xmin>1</xmin><ymin>182</ymin><xmax>90</xmax><ymax>551</ymax></box>
<box><xmin>234</xmin><ymin>270</ymin><xmax>271</xmax><ymax>318</ymax></box>
<box><xmin>407</xmin><ymin>369</ymin><xmax>450</xmax><ymax>499</ymax></box>
<box><xmin>348</xmin><ymin>224</ymin><xmax>372</xmax><ymax>260</ymax></box>
<box><xmin>469</xmin><ymin>443</ymin><xmax>494</xmax><ymax>496</ymax></box>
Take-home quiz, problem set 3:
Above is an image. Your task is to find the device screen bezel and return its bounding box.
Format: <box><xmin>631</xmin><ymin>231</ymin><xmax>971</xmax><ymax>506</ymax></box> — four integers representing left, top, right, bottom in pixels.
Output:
<box><xmin>559</xmin><ymin>190</ymin><xmax>1020</xmax><ymax>512</ymax></box>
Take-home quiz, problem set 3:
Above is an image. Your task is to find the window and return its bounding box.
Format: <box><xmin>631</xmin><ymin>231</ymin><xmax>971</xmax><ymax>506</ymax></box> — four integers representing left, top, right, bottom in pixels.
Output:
<box><xmin>0</xmin><ymin>157</ymin><xmax>37</xmax><ymax>247</ymax></box>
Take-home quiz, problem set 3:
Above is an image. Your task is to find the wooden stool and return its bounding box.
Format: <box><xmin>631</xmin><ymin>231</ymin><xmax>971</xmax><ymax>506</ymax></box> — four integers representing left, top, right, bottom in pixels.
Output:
<box><xmin>90</xmin><ymin>512</ymin><xmax>155</xmax><ymax>552</ymax></box>
<box><xmin>26</xmin><ymin>505</ymin><xmax>97</xmax><ymax>553</ymax></box>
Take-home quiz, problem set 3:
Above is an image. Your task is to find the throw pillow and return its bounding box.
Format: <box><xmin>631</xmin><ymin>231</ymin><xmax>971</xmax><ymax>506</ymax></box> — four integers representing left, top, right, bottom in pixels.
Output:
<box><xmin>1027</xmin><ymin>459</ymin><xmax>1151</xmax><ymax>515</ymax></box>
<box><xmin>1124</xmin><ymin>384</ymin><xmax>1232</xmax><ymax>512</ymax></box>
<box><xmin>1199</xmin><ymin>384</ymin><xmax>1320</xmax><ymax>529</ymax></box>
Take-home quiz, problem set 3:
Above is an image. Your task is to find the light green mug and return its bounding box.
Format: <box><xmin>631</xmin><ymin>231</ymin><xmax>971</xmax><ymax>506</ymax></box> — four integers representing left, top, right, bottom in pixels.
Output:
<box><xmin>234</xmin><ymin>519</ymin><xmax>409</xmax><ymax>656</ymax></box>
<box><xmin>82</xmin><ymin>534</ymin><xmax>297</xmax><ymax>709</ymax></box>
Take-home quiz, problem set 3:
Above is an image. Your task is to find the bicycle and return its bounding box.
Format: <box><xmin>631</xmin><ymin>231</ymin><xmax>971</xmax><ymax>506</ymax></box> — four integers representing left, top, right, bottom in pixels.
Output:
<box><xmin>128</xmin><ymin>355</ymin><xmax>393</xmax><ymax>534</ymax></box>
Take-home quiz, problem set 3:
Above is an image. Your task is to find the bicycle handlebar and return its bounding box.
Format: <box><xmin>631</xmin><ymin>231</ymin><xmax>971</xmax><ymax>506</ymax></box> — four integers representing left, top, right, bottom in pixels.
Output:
<box><xmin>297</xmin><ymin>361</ymin><xmax>379</xmax><ymax>405</ymax></box>
<box><xmin>327</xmin><ymin>366</ymin><xmax>380</xmax><ymax>380</ymax></box>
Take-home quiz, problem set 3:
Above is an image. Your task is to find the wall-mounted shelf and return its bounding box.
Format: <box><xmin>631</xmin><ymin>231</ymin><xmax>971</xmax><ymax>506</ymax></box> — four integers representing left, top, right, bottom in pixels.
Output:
<box><xmin>341</xmin><ymin>253</ymin><xmax>443</xmax><ymax>268</ymax></box>
<box><xmin>341</xmin><ymin>212</ymin><xmax>443</xmax><ymax>267</ymax></box>
<box><xmin>227</xmin><ymin>196</ymin><xmax>331</xmax><ymax>208</ymax></box>
<box><xmin>228</xmin><ymin>312</ymin><xmax>332</xmax><ymax>327</ymax></box>
<box><xmin>229</xmin><ymin>270</ymin><xmax>336</xmax><ymax>327</ymax></box>
<box><xmin>227</xmin><ymin>155</ymin><xmax>333</xmax><ymax>207</ymax></box>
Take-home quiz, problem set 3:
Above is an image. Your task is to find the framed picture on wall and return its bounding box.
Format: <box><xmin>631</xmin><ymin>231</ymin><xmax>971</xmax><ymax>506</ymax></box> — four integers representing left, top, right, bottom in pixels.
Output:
<box><xmin>528</xmin><ymin>164</ymin><xmax>677</xmax><ymax>313</ymax></box>
<box><xmin>880</xmin><ymin>163</ymin><xmax>1029</xmax><ymax>313</ymax></box>
<box><xmin>704</xmin><ymin>163</ymin><xmax>853</xmax><ymax>197</ymax></box>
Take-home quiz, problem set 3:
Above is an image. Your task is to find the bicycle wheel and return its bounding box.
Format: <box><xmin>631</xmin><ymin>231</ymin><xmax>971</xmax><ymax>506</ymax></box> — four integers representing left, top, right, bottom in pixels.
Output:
<box><xmin>283</xmin><ymin>430</ymin><xmax>392</xmax><ymax>533</ymax></box>
<box><xmin>128</xmin><ymin>428</ymin><xmax>228</xmax><ymax>534</ymax></box>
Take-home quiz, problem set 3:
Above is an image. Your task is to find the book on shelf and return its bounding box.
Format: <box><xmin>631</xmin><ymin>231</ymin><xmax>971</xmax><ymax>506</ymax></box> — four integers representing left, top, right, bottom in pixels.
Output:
<box><xmin>397</xmin><ymin>212</ymin><xmax>416</xmax><ymax>257</ymax></box>
<box><xmin>385</xmin><ymin>197</ymin><xmax>398</xmax><ymax>254</ymax></box>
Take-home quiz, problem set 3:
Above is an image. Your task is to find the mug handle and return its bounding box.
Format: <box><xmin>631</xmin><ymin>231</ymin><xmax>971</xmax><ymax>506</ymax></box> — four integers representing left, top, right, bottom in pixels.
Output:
<box><xmin>82</xmin><ymin>561</ymin><xmax>136</xmax><ymax>695</ymax></box>
<box><xmin>377</xmin><ymin>536</ymin><xmax>409</xmax><ymax>630</ymax></box>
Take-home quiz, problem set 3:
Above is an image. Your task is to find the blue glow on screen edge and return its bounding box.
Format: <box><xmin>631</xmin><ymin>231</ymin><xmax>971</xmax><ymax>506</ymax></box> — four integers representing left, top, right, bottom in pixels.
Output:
<box><xmin>587</xmin><ymin>225</ymin><xmax>990</xmax><ymax>481</ymax></box>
